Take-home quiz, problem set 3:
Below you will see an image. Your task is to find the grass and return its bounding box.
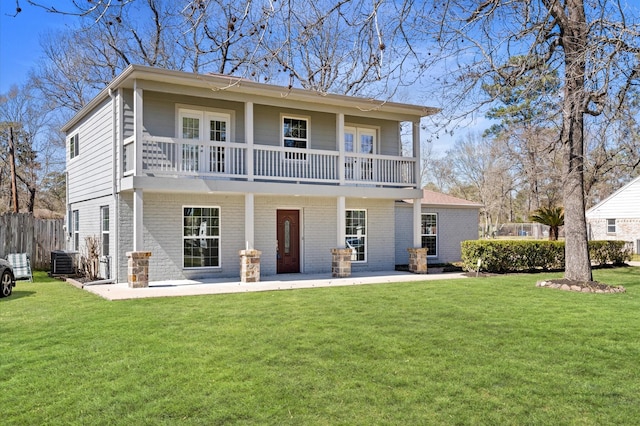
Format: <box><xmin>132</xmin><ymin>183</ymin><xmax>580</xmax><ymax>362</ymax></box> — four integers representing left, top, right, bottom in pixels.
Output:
<box><xmin>2</xmin><ymin>268</ymin><xmax>640</xmax><ymax>425</ymax></box>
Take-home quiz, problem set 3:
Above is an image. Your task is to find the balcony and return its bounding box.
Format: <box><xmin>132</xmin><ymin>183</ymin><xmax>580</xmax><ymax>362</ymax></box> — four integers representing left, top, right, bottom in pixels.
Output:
<box><xmin>123</xmin><ymin>136</ymin><xmax>417</xmax><ymax>188</ymax></box>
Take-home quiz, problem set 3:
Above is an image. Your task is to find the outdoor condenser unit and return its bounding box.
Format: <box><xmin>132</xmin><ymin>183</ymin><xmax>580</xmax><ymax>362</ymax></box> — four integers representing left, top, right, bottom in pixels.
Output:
<box><xmin>51</xmin><ymin>250</ymin><xmax>77</xmax><ymax>275</ymax></box>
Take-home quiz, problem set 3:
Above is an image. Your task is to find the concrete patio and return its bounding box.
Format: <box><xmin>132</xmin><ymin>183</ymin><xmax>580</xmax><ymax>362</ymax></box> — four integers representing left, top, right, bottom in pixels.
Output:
<box><xmin>79</xmin><ymin>269</ymin><xmax>468</xmax><ymax>301</ymax></box>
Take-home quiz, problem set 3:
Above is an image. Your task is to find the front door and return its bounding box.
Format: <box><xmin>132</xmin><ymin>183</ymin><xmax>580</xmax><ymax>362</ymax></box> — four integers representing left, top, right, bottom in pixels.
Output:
<box><xmin>277</xmin><ymin>210</ymin><xmax>300</xmax><ymax>274</ymax></box>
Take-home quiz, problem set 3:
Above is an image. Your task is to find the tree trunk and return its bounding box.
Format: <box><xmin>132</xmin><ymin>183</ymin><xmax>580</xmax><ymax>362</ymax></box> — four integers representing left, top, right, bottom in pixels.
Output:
<box><xmin>560</xmin><ymin>0</ymin><xmax>593</xmax><ymax>282</ymax></box>
<box><xmin>9</xmin><ymin>127</ymin><xmax>20</xmax><ymax>213</ymax></box>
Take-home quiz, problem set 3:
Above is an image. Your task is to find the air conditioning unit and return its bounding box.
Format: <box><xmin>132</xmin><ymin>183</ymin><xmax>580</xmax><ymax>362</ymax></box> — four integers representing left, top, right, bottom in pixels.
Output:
<box><xmin>51</xmin><ymin>250</ymin><xmax>78</xmax><ymax>275</ymax></box>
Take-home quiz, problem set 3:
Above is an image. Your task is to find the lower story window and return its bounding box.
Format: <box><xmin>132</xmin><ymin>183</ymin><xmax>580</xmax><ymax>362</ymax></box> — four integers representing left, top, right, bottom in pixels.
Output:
<box><xmin>346</xmin><ymin>209</ymin><xmax>366</xmax><ymax>262</ymax></box>
<box><xmin>101</xmin><ymin>206</ymin><xmax>110</xmax><ymax>256</ymax></box>
<box><xmin>72</xmin><ymin>210</ymin><xmax>79</xmax><ymax>251</ymax></box>
<box><xmin>421</xmin><ymin>213</ymin><xmax>437</xmax><ymax>257</ymax></box>
<box><xmin>183</xmin><ymin>207</ymin><xmax>220</xmax><ymax>268</ymax></box>
<box><xmin>607</xmin><ymin>218</ymin><xmax>616</xmax><ymax>234</ymax></box>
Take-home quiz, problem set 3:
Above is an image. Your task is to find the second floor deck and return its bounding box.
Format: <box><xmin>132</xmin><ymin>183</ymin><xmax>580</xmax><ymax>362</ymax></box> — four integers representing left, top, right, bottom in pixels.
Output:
<box><xmin>123</xmin><ymin>135</ymin><xmax>418</xmax><ymax>188</ymax></box>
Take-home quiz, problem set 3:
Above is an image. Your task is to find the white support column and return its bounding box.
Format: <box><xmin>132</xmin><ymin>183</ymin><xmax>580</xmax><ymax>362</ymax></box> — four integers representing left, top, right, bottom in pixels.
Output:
<box><xmin>412</xmin><ymin>120</ymin><xmax>421</xmax><ymax>188</ymax></box>
<box><xmin>337</xmin><ymin>196</ymin><xmax>346</xmax><ymax>248</ymax></box>
<box><xmin>245</xmin><ymin>193</ymin><xmax>255</xmax><ymax>250</ymax></box>
<box><xmin>413</xmin><ymin>197</ymin><xmax>422</xmax><ymax>248</ymax></box>
<box><xmin>133</xmin><ymin>80</ymin><xmax>144</xmax><ymax>175</ymax></box>
<box><xmin>133</xmin><ymin>188</ymin><xmax>144</xmax><ymax>251</ymax></box>
<box><xmin>245</xmin><ymin>101</ymin><xmax>254</xmax><ymax>181</ymax></box>
<box><xmin>337</xmin><ymin>113</ymin><xmax>345</xmax><ymax>185</ymax></box>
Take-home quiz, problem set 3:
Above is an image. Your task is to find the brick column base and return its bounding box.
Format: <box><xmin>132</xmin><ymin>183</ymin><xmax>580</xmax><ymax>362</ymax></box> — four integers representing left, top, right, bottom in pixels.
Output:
<box><xmin>331</xmin><ymin>248</ymin><xmax>352</xmax><ymax>278</ymax></box>
<box><xmin>407</xmin><ymin>248</ymin><xmax>428</xmax><ymax>274</ymax></box>
<box><xmin>239</xmin><ymin>249</ymin><xmax>261</xmax><ymax>283</ymax></box>
<box><xmin>127</xmin><ymin>251</ymin><xmax>152</xmax><ymax>288</ymax></box>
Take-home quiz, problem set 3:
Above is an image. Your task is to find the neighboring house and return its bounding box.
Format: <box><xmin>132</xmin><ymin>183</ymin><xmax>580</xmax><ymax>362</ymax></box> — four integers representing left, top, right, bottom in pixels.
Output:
<box><xmin>395</xmin><ymin>190</ymin><xmax>482</xmax><ymax>265</ymax></box>
<box><xmin>586</xmin><ymin>175</ymin><xmax>640</xmax><ymax>254</ymax></box>
<box><xmin>62</xmin><ymin>65</ymin><xmax>439</xmax><ymax>282</ymax></box>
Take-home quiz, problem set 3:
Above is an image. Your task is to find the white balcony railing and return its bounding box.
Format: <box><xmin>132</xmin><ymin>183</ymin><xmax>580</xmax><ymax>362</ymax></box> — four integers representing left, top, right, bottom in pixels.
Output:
<box><xmin>123</xmin><ymin>136</ymin><xmax>416</xmax><ymax>187</ymax></box>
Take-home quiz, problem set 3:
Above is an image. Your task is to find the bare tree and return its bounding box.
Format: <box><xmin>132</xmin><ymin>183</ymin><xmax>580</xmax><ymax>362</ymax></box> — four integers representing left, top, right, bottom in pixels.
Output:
<box><xmin>0</xmin><ymin>84</ymin><xmax>54</xmax><ymax>213</ymax></box>
<box><xmin>421</xmin><ymin>0</ymin><xmax>640</xmax><ymax>282</ymax></box>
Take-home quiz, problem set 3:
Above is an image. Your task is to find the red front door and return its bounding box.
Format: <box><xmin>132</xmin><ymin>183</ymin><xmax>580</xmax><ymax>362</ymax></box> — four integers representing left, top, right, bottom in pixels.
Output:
<box><xmin>277</xmin><ymin>210</ymin><xmax>300</xmax><ymax>274</ymax></box>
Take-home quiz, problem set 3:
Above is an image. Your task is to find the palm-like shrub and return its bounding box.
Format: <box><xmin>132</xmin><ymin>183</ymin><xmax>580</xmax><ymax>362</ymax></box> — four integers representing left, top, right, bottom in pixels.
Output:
<box><xmin>530</xmin><ymin>206</ymin><xmax>564</xmax><ymax>241</ymax></box>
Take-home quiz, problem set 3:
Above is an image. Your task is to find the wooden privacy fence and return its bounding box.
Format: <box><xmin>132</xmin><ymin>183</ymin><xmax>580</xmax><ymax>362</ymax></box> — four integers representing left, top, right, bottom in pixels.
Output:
<box><xmin>0</xmin><ymin>213</ymin><xmax>65</xmax><ymax>270</ymax></box>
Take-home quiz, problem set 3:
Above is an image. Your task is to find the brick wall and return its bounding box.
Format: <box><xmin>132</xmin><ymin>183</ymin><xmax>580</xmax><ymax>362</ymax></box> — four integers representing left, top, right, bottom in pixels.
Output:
<box><xmin>588</xmin><ymin>218</ymin><xmax>640</xmax><ymax>253</ymax></box>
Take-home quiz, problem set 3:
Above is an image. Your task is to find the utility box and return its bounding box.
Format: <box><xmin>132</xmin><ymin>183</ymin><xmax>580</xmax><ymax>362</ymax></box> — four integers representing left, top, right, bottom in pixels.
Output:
<box><xmin>51</xmin><ymin>250</ymin><xmax>78</xmax><ymax>275</ymax></box>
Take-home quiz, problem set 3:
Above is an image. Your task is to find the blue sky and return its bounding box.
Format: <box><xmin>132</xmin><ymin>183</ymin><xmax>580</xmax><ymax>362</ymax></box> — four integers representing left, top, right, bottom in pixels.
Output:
<box><xmin>0</xmin><ymin>2</ymin><xmax>468</xmax><ymax>154</ymax></box>
<box><xmin>0</xmin><ymin>3</ymin><xmax>72</xmax><ymax>93</ymax></box>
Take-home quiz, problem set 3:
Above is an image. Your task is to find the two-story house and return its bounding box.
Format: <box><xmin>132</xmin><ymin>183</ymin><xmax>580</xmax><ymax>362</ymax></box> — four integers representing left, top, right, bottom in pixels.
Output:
<box><xmin>62</xmin><ymin>65</ymin><xmax>438</xmax><ymax>283</ymax></box>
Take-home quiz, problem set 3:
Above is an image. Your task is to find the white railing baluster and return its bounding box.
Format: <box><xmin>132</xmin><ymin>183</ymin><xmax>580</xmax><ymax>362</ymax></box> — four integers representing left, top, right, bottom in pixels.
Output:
<box><xmin>137</xmin><ymin>136</ymin><xmax>415</xmax><ymax>186</ymax></box>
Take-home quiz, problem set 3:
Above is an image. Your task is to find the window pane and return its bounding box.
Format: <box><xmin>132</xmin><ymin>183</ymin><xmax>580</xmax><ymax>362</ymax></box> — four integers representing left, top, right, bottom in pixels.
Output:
<box><xmin>210</xmin><ymin>120</ymin><xmax>226</xmax><ymax>142</ymax></box>
<box><xmin>182</xmin><ymin>117</ymin><xmax>200</xmax><ymax>139</ymax></box>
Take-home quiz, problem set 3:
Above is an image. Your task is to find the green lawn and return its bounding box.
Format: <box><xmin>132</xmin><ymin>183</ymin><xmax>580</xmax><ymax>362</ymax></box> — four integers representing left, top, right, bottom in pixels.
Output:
<box><xmin>2</xmin><ymin>268</ymin><xmax>640</xmax><ymax>425</ymax></box>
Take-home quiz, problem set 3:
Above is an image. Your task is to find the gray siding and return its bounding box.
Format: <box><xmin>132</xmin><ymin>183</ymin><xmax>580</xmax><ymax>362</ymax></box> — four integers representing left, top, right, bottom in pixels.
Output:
<box><xmin>254</xmin><ymin>105</ymin><xmax>336</xmax><ymax>150</ymax></box>
<box><xmin>395</xmin><ymin>204</ymin><xmax>480</xmax><ymax>265</ymax></box>
<box><xmin>67</xmin><ymin>97</ymin><xmax>114</xmax><ymax>204</ymax></box>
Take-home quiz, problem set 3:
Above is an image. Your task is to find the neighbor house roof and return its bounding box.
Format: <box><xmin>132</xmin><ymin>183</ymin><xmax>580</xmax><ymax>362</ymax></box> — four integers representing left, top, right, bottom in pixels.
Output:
<box><xmin>62</xmin><ymin>64</ymin><xmax>440</xmax><ymax>132</ymax></box>
<box><xmin>399</xmin><ymin>189</ymin><xmax>484</xmax><ymax>209</ymax></box>
<box><xmin>586</xmin><ymin>175</ymin><xmax>640</xmax><ymax>219</ymax></box>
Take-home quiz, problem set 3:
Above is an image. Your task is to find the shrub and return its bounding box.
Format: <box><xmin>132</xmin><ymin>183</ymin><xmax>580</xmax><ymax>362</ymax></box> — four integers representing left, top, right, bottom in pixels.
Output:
<box><xmin>589</xmin><ymin>240</ymin><xmax>633</xmax><ymax>266</ymax></box>
<box><xmin>461</xmin><ymin>240</ymin><xmax>632</xmax><ymax>273</ymax></box>
<box><xmin>461</xmin><ymin>240</ymin><xmax>564</xmax><ymax>273</ymax></box>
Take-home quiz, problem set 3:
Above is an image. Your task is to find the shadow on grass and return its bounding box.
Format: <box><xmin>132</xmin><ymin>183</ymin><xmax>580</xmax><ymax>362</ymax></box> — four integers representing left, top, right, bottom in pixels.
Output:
<box><xmin>1</xmin><ymin>290</ymin><xmax>37</xmax><ymax>301</ymax></box>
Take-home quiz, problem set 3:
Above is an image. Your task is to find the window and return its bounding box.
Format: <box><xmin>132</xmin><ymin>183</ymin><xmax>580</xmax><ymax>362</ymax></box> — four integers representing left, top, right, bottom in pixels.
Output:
<box><xmin>69</xmin><ymin>134</ymin><xmax>79</xmax><ymax>159</ymax></box>
<box><xmin>607</xmin><ymin>219</ymin><xmax>616</xmax><ymax>234</ymax></box>
<box><xmin>72</xmin><ymin>210</ymin><xmax>79</xmax><ymax>251</ymax></box>
<box><xmin>283</xmin><ymin>116</ymin><xmax>308</xmax><ymax>160</ymax></box>
<box><xmin>421</xmin><ymin>213</ymin><xmax>437</xmax><ymax>257</ymax></box>
<box><xmin>183</xmin><ymin>207</ymin><xmax>220</xmax><ymax>268</ymax></box>
<box><xmin>346</xmin><ymin>209</ymin><xmax>367</xmax><ymax>262</ymax></box>
<box><xmin>101</xmin><ymin>206</ymin><xmax>110</xmax><ymax>256</ymax></box>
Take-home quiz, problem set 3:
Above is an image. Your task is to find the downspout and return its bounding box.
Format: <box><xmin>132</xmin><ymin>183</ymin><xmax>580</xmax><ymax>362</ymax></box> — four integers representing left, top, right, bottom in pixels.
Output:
<box><xmin>109</xmin><ymin>88</ymin><xmax>119</xmax><ymax>283</ymax></box>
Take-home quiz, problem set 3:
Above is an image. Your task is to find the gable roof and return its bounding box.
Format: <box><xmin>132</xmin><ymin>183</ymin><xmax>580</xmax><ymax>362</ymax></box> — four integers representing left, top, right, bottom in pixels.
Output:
<box><xmin>62</xmin><ymin>64</ymin><xmax>440</xmax><ymax>132</ymax></box>
<box><xmin>586</xmin><ymin>175</ymin><xmax>640</xmax><ymax>219</ymax></box>
<box><xmin>399</xmin><ymin>189</ymin><xmax>483</xmax><ymax>209</ymax></box>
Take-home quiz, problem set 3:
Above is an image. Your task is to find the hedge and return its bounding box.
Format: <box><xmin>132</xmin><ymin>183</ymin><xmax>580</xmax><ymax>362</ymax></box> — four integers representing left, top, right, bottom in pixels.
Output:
<box><xmin>461</xmin><ymin>240</ymin><xmax>632</xmax><ymax>273</ymax></box>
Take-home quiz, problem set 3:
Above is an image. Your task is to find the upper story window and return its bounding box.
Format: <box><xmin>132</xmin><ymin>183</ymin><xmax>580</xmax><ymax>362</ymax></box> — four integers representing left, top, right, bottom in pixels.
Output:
<box><xmin>607</xmin><ymin>219</ymin><xmax>616</xmax><ymax>234</ymax></box>
<box><xmin>283</xmin><ymin>116</ymin><xmax>309</xmax><ymax>161</ymax></box>
<box><xmin>69</xmin><ymin>134</ymin><xmax>79</xmax><ymax>159</ymax></box>
<box><xmin>421</xmin><ymin>213</ymin><xmax>438</xmax><ymax>257</ymax></box>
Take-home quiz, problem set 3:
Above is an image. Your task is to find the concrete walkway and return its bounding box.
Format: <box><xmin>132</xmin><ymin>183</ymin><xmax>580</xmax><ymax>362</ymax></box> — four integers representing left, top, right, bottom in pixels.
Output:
<box><xmin>81</xmin><ymin>270</ymin><xmax>468</xmax><ymax>301</ymax></box>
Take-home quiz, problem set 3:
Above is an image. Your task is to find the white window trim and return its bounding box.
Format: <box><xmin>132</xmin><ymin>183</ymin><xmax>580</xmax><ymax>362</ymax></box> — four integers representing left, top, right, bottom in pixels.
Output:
<box><xmin>68</xmin><ymin>133</ymin><xmax>80</xmax><ymax>160</ymax></box>
<box><xmin>72</xmin><ymin>210</ymin><xmax>79</xmax><ymax>251</ymax></box>
<box><xmin>281</xmin><ymin>114</ymin><xmax>311</xmax><ymax>151</ymax></box>
<box><xmin>346</xmin><ymin>209</ymin><xmax>367</xmax><ymax>263</ymax></box>
<box><xmin>182</xmin><ymin>205</ymin><xmax>222</xmax><ymax>270</ymax></box>
<box><xmin>421</xmin><ymin>213</ymin><xmax>438</xmax><ymax>258</ymax></box>
<box><xmin>100</xmin><ymin>206</ymin><xmax>110</xmax><ymax>257</ymax></box>
<box><xmin>607</xmin><ymin>218</ymin><xmax>616</xmax><ymax>234</ymax></box>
